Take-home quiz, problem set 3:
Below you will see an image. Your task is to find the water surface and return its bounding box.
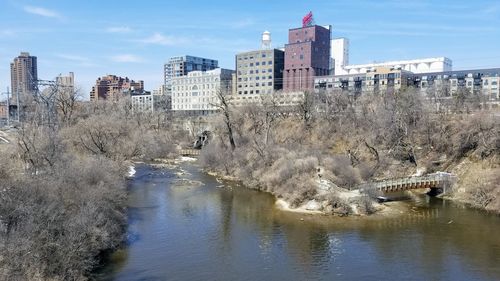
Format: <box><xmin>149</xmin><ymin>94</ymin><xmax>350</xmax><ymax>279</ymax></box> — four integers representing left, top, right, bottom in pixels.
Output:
<box><xmin>98</xmin><ymin>163</ymin><xmax>500</xmax><ymax>281</ymax></box>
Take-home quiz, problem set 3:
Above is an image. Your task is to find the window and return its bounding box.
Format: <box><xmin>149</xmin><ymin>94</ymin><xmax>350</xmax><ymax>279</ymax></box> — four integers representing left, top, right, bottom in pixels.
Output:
<box><xmin>268</xmin><ymin>61</ymin><xmax>273</xmax><ymax>65</ymax></box>
<box><xmin>256</xmin><ymin>90</ymin><xmax>260</xmax><ymax>94</ymax></box>
<box><xmin>492</xmin><ymin>81</ymin><xmax>498</xmax><ymax>86</ymax></box>
<box><xmin>256</xmin><ymin>76</ymin><xmax>260</xmax><ymax>80</ymax></box>
<box><xmin>262</xmin><ymin>61</ymin><xmax>266</xmax><ymax>65</ymax></box>
<box><xmin>268</xmin><ymin>69</ymin><xmax>272</xmax><ymax>73</ymax></box>
<box><xmin>238</xmin><ymin>91</ymin><xmax>242</xmax><ymax>95</ymax></box>
<box><xmin>268</xmin><ymin>82</ymin><xmax>272</xmax><ymax>86</ymax></box>
<box><xmin>262</xmin><ymin>53</ymin><xmax>266</xmax><ymax>58</ymax></box>
<box><xmin>299</xmin><ymin>54</ymin><xmax>304</xmax><ymax>60</ymax></box>
<box><xmin>250</xmin><ymin>63</ymin><xmax>254</xmax><ymax>67</ymax></box>
<box><xmin>256</xmin><ymin>62</ymin><xmax>260</xmax><ymax>66</ymax></box>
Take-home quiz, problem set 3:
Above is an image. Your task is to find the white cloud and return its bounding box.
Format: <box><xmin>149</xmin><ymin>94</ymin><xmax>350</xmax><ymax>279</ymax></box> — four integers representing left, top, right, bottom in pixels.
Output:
<box><xmin>231</xmin><ymin>18</ymin><xmax>255</xmax><ymax>29</ymax></box>
<box><xmin>138</xmin><ymin>32</ymin><xmax>188</xmax><ymax>46</ymax></box>
<box><xmin>0</xmin><ymin>29</ymin><xmax>14</xmax><ymax>36</ymax></box>
<box><xmin>56</xmin><ymin>54</ymin><xmax>89</xmax><ymax>62</ymax></box>
<box><xmin>111</xmin><ymin>54</ymin><xmax>145</xmax><ymax>63</ymax></box>
<box><xmin>23</xmin><ymin>6</ymin><xmax>63</xmax><ymax>19</ymax></box>
<box><xmin>106</xmin><ymin>26</ymin><xmax>133</xmax><ymax>33</ymax></box>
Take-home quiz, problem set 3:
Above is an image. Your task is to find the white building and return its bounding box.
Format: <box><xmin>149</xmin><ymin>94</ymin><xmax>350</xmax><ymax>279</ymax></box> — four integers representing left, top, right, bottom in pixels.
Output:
<box><xmin>171</xmin><ymin>68</ymin><xmax>233</xmax><ymax>115</ymax></box>
<box><xmin>482</xmin><ymin>76</ymin><xmax>500</xmax><ymax>100</ymax></box>
<box><xmin>331</xmin><ymin>38</ymin><xmax>452</xmax><ymax>76</ymax></box>
<box><xmin>130</xmin><ymin>90</ymin><xmax>153</xmax><ymax>113</ymax></box>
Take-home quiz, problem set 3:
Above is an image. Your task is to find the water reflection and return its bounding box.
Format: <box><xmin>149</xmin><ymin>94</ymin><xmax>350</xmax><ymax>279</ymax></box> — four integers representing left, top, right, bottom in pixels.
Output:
<box><xmin>98</xmin><ymin>163</ymin><xmax>500</xmax><ymax>281</ymax></box>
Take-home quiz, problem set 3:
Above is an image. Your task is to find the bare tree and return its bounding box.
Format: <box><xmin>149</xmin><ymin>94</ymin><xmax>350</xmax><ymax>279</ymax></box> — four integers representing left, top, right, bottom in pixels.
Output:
<box><xmin>213</xmin><ymin>88</ymin><xmax>236</xmax><ymax>150</ymax></box>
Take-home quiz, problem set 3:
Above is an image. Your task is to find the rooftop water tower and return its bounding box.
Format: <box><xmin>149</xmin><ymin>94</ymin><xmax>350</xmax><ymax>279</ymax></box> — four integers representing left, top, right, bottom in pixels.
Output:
<box><xmin>261</xmin><ymin>31</ymin><xmax>271</xmax><ymax>49</ymax></box>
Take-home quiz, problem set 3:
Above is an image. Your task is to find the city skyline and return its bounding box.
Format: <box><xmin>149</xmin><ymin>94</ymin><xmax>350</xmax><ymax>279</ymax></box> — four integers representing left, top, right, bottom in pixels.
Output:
<box><xmin>1</xmin><ymin>0</ymin><xmax>500</xmax><ymax>99</ymax></box>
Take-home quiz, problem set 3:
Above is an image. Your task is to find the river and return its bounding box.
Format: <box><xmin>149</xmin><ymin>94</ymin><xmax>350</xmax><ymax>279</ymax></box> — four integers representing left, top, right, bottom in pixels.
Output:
<box><xmin>96</xmin><ymin>162</ymin><xmax>500</xmax><ymax>281</ymax></box>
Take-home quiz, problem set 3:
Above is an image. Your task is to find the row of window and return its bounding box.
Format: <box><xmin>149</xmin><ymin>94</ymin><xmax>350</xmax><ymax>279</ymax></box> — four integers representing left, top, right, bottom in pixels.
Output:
<box><xmin>237</xmin><ymin>68</ymin><xmax>274</xmax><ymax>75</ymax></box>
<box><xmin>172</xmin><ymin>91</ymin><xmax>216</xmax><ymax>98</ymax></box>
<box><xmin>237</xmin><ymin>82</ymin><xmax>273</xmax><ymax>88</ymax></box>
<box><xmin>174</xmin><ymin>97</ymin><xmax>216</xmax><ymax>104</ymax></box>
<box><xmin>173</xmin><ymin>104</ymin><xmax>216</xmax><ymax>110</ymax></box>
<box><xmin>237</xmin><ymin>89</ymin><xmax>273</xmax><ymax>95</ymax></box>
<box><xmin>172</xmin><ymin>78</ymin><xmax>219</xmax><ymax>85</ymax></box>
<box><xmin>237</xmin><ymin>75</ymin><xmax>273</xmax><ymax>82</ymax></box>
<box><xmin>238</xmin><ymin>61</ymin><xmax>274</xmax><ymax>68</ymax></box>
<box><xmin>238</xmin><ymin>53</ymin><xmax>268</xmax><ymax>60</ymax></box>
<box><xmin>172</xmin><ymin>84</ymin><xmax>217</xmax><ymax>91</ymax></box>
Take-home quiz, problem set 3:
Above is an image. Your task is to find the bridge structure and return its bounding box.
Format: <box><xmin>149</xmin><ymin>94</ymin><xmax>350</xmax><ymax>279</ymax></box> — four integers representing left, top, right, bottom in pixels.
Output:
<box><xmin>179</xmin><ymin>148</ymin><xmax>201</xmax><ymax>156</ymax></box>
<box><xmin>357</xmin><ymin>172</ymin><xmax>456</xmax><ymax>194</ymax></box>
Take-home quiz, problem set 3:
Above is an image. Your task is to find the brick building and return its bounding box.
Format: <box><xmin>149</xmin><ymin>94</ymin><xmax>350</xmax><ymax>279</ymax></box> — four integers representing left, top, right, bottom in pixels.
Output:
<box><xmin>90</xmin><ymin>75</ymin><xmax>144</xmax><ymax>101</ymax></box>
<box><xmin>284</xmin><ymin>25</ymin><xmax>331</xmax><ymax>92</ymax></box>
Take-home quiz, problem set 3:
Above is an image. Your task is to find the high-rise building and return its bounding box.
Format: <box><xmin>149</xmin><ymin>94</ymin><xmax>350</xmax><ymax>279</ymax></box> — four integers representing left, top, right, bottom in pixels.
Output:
<box><xmin>171</xmin><ymin>68</ymin><xmax>233</xmax><ymax>115</ymax></box>
<box><xmin>56</xmin><ymin>72</ymin><xmax>75</xmax><ymax>90</ymax></box>
<box><xmin>10</xmin><ymin>52</ymin><xmax>38</xmax><ymax>97</ymax></box>
<box><xmin>235</xmin><ymin>31</ymin><xmax>285</xmax><ymax>97</ymax></box>
<box><xmin>164</xmin><ymin>56</ymin><xmax>218</xmax><ymax>96</ymax></box>
<box><xmin>90</xmin><ymin>75</ymin><xmax>144</xmax><ymax>101</ymax></box>
<box><xmin>283</xmin><ymin>19</ymin><xmax>331</xmax><ymax>92</ymax></box>
<box><xmin>331</xmin><ymin>38</ymin><xmax>349</xmax><ymax>75</ymax></box>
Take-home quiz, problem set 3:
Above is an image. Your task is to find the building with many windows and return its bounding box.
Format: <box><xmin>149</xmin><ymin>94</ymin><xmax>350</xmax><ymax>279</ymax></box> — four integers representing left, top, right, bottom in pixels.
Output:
<box><xmin>314</xmin><ymin>67</ymin><xmax>500</xmax><ymax>101</ymax></box>
<box><xmin>90</xmin><ymin>75</ymin><xmax>144</xmax><ymax>101</ymax></box>
<box><xmin>171</xmin><ymin>68</ymin><xmax>233</xmax><ymax>115</ymax></box>
<box><xmin>10</xmin><ymin>52</ymin><xmax>38</xmax><ymax>100</ymax></box>
<box><xmin>130</xmin><ymin>90</ymin><xmax>154</xmax><ymax>113</ymax></box>
<box><xmin>284</xmin><ymin>24</ymin><xmax>331</xmax><ymax>92</ymax></box>
<box><xmin>235</xmin><ymin>48</ymin><xmax>284</xmax><ymax>96</ymax></box>
<box><xmin>164</xmin><ymin>56</ymin><xmax>218</xmax><ymax>96</ymax></box>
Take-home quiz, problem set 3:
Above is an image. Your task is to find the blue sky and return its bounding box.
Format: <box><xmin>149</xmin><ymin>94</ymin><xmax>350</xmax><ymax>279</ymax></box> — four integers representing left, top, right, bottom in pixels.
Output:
<box><xmin>1</xmin><ymin>0</ymin><xmax>500</xmax><ymax>99</ymax></box>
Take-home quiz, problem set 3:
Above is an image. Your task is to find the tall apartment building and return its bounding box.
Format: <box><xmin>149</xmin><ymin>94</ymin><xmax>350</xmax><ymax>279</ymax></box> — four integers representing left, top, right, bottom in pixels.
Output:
<box><xmin>10</xmin><ymin>52</ymin><xmax>38</xmax><ymax>97</ymax></box>
<box><xmin>283</xmin><ymin>24</ymin><xmax>331</xmax><ymax>92</ymax></box>
<box><xmin>235</xmin><ymin>48</ymin><xmax>284</xmax><ymax>96</ymax></box>
<box><xmin>164</xmin><ymin>55</ymin><xmax>218</xmax><ymax>95</ymax></box>
<box><xmin>171</xmin><ymin>68</ymin><xmax>233</xmax><ymax>115</ymax></box>
<box><xmin>90</xmin><ymin>75</ymin><xmax>144</xmax><ymax>101</ymax></box>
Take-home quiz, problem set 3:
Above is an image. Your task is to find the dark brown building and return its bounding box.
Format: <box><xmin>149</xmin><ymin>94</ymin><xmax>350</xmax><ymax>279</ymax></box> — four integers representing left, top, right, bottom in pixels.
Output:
<box><xmin>284</xmin><ymin>25</ymin><xmax>331</xmax><ymax>92</ymax></box>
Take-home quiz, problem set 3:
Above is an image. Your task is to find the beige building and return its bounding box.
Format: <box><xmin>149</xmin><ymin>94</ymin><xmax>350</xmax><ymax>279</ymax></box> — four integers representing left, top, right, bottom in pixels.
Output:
<box><xmin>171</xmin><ymin>68</ymin><xmax>233</xmax><ymax>115</ymax></box>
<box><xmin>235</xmin><ymin>48</ymin><xmax>284</xmax><ymax>97</ymax></box>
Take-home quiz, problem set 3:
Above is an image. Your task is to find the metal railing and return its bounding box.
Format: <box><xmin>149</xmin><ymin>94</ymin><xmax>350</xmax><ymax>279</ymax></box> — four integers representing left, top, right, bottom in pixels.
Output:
<box><xmin>358</xmin><ymin>172</ymin><xmax>455</xmax><ymax>192</ymax></box>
